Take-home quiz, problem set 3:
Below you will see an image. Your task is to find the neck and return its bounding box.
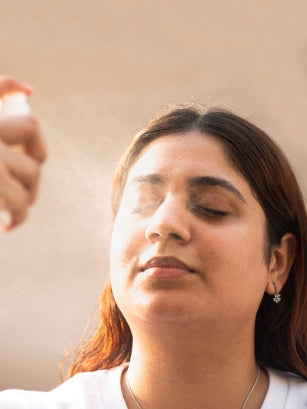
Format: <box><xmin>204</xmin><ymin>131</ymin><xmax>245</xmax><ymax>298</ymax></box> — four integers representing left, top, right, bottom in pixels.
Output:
<box><xmin>123</xmin><ymin>321</ymin><xmax>268</xmax><ymax>409</ymax></box>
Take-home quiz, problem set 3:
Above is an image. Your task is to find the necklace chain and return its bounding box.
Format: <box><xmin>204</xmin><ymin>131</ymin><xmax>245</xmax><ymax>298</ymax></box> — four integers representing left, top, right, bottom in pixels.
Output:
<box><xmin>125</xmin><ymin>366</ymin><xmax>261</xmax><ymax>409</ymax></box>
<box><xmin>126</xmin><ymin>373</ymin><xmax>143</xmax><ymax>409</ymax></box>
<box><xmin>241</xmin><ymin>366</ymin><xmax>261</xmax><ymax>409</ymax></box>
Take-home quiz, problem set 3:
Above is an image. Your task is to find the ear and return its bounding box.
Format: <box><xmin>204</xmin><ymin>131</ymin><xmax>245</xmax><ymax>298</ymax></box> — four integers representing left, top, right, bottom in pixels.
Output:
<box><xmin>265</xmin><ymin>233</ymin><xmax>297</xmax><ymax>295</ymax></box>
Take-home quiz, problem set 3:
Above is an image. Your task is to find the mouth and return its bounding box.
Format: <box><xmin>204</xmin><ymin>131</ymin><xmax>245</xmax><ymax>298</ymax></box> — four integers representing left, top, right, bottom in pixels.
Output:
<box><xmin>141</xmin><ymin>256</ymin><xmax>194</xmax><ymax>278</ymax></box>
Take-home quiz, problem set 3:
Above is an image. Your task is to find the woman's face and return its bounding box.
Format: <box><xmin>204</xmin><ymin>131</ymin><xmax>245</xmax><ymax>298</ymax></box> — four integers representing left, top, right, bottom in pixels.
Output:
<box><xmin>110</xmin><ymin>133</ymin><xmax>271</xmax><ymax>331</ymax></box>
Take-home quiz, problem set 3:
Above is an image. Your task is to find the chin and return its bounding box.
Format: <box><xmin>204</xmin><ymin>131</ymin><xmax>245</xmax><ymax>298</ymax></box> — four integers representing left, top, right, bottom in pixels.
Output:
<box><xmin>124</xmin><ymin>290</ymin><xmax>206</xmax><ymax>326</ymax></box>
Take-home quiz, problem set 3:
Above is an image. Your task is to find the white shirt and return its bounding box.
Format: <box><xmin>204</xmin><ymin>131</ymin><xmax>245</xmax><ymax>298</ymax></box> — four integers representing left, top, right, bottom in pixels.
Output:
<box><xmin>0</xmin><ymin>365</ymin><xmax>306</xmax><ymax>408</ymax></box>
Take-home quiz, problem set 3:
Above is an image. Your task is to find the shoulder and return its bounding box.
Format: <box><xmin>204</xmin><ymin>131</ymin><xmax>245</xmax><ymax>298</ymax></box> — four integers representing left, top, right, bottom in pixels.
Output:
<box><xmin>0</xmin><ymin>365</ymin><xmax>128</xmax><ymax>409</ymax></box>
<box><xmin>262</xmin><ymin>367</ymin><xmax>307</xmax><ymax>409</ymax></box>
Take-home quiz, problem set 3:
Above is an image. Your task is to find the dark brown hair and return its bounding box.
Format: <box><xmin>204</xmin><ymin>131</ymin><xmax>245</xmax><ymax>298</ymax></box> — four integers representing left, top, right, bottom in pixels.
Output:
<box><xmin>63</xmin><ymin>107</ymin><xmax>307</xmax><ymax>379</ymax></box>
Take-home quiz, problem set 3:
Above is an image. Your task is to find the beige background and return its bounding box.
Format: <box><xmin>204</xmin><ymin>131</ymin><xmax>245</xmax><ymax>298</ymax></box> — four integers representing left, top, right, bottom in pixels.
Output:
<box><xmin>0</xmin><ymin>0</ymin><xmax>306</xmax><ymax>390</ymax></box>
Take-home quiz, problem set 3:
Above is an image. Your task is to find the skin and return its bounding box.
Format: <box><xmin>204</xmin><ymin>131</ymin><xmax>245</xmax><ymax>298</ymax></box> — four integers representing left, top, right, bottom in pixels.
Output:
<box><xmin>110</xmin><ymin>133</ymin><xmax>294</xmax><ymax>408</ymax></box>
<box><xmin>0</xmin><ymin>76</ymin><xmax>46</xmax><ymax>230</ymax></box>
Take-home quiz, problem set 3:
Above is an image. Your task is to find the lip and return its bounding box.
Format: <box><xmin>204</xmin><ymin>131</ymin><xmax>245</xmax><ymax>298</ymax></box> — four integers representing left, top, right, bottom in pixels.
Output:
<box><xmin>141</xmin><ymin>256</ymin><xmax>194</xmax><ymax>278</ymax></box>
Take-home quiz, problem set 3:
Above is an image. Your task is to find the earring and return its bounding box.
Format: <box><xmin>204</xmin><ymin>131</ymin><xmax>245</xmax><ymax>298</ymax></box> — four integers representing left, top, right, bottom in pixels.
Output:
<box><xmin>273</xmin><ymin>282</ymin><xmax>281</xmax><ymax>303</ymax></box>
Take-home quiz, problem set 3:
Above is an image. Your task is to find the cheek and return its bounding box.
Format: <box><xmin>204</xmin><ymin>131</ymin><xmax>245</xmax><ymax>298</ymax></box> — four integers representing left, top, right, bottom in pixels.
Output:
<box><xmin>109</xmin><ymin>214</ymin><xmax>146</xmax><ymax>319</ymax></box>
<box><xmin>110</xmin><ymin>214</ymin><xmax>143</xmax><ymax>285</ymax></box>
<box><xmin>200</xmin><ymin>222</ymin><xmax>268</xmax><ymax>282</ymax></box>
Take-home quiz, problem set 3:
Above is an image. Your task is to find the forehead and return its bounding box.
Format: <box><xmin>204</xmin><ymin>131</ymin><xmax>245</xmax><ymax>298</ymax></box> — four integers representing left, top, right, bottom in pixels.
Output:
<box><xmin>127</xmin><ymin>132</ymin><xmax>243</xmax><ymax>186</ymax></box>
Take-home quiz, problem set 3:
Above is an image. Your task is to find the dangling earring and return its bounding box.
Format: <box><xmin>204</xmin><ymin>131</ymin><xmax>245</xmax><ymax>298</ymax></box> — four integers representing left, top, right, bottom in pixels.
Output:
<box><xmin>273</xmin><ymin>282</ymin><xmax>281</xmax><ymax>303</ymax></box>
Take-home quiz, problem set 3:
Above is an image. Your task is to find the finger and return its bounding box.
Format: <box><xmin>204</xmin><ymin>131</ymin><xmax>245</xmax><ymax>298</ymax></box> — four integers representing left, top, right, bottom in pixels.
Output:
<box><xmin>0</xmin><ymin>115</ymin><xmax>47</xmax><ymax>163</ymax></box>
<box><xmin>0</xmin><ymin>207</ymin><xmax>29</xmax><ymax>232</ymax></box>
<box><xmin>0</xmin><ymin>76</ymin><xmax>33</xmax><ymax>97</ymax></box>
<box><xmin>0</xmin><ymin>141</ymin><xmax>41</xmax><ymax>202</ymax></box>
<box><xmin>0</xmin><ymin>163</ymin><xmax>31</xmax><ymax>212</ymax></box>
<box><xmin>8</xmin><ymin>207</ymin><xmax>28</xmax><ymax>230</ymax></box>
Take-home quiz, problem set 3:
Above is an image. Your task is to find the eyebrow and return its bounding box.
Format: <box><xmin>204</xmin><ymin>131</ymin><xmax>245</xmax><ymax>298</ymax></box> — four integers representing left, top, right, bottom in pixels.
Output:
<box><xmin>130</xmin><ymin>174</ymin><xmax>164</xmax><ymax>185</ymax></box>
<box><xmin>188</xmin><ymin>176</ymin><xmax>247</xmax><ymax>203</ymax></box>
<box><xmin>129</xmin><ymin>174</ymin><xmax>247</xmax><ymax>203</ymax></box>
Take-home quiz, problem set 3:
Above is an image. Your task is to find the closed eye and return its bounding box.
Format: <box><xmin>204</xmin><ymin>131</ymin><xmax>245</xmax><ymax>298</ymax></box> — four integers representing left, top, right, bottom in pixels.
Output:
<box><xmin>190</xmin><ymin>204</ymin><xmax>229</xmax><ymax>218</ymax></box>
<box><xmin>129</xmin><ymin>201</ymin><xmax>160</xmax><ymax>215</ymax></box>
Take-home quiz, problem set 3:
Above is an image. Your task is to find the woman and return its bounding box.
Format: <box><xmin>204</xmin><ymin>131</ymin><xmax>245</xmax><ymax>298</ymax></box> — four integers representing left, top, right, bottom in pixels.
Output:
<box><xmin>0</xmin><ymin>76</ymin><xmax>306</xmax><ymax>408</ymax></box>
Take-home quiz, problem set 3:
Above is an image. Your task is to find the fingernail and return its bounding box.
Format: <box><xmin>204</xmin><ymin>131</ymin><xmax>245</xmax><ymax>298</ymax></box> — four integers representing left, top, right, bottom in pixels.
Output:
<box><xmin>0</xmin><ymin>209</ymin><xmax>12</xmax><ymax>231</ymax></box>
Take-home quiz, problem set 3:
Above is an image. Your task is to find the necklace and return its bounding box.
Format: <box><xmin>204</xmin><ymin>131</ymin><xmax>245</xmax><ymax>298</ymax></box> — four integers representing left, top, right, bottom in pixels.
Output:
<box><xmin>125</xmin><ymin>366</ymin><xmax>261</xmax><ymax>409</ymax></box>
<box><xmin>241</xmin><ymin>367</ymin><xmax>261</xmax><ymax>409</ymax></box>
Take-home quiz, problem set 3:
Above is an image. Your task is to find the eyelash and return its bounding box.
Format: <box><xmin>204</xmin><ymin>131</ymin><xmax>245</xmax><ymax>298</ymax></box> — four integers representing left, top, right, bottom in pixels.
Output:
<box><xmin>130</xmin><ymin>203</ymin><xmax>158</xmax><ymax>215</ymax></box>
<box><xmin>190</xmin><ymin>204</ymin><xmax>229</xmax><ymax>218</ymax></box>
<box><xmin>128</xmin><ymin>196</ymin><xmax>230</xmax><ymax>219</ymax></box>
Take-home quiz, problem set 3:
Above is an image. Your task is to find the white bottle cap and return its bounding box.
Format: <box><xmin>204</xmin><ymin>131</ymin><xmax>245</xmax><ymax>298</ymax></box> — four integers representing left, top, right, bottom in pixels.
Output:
<box><xmin>1</xmin><ymin>92</ymin><xmax>30</xmax><ymax>116</ymax></box>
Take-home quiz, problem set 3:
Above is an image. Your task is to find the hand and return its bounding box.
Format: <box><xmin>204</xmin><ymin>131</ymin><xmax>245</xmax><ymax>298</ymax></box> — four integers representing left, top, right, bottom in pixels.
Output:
<box><xmin>0</xmin><ymin>76</ymin><xmax>47</xmax><ymax>231</ymax></box>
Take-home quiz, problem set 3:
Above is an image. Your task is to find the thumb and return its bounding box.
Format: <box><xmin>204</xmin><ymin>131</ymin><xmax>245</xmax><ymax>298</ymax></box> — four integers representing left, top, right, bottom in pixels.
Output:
<box><xmin>0</xmin><ymin>76</ymin><xmax>33</xmax><ymax>97</ymax></box>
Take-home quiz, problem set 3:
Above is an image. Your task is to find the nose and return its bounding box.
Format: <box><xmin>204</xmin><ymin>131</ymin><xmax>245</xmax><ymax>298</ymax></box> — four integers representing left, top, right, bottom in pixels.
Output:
<box><xmin>144</xmin><ymin>196</ymin><xmax>191</xmax><ymax>244</ymax></box>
